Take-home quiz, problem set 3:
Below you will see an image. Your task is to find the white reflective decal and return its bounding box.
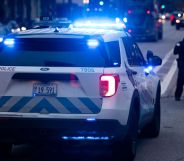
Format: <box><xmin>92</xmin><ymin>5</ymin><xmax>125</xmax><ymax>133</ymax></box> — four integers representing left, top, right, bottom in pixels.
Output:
<box><xmin>0</xmin><ymin>66</ymin><xmax>16</xmax><ymax>72</ymax></box>
<box><xmin>121</xmin><ymin>82</ymin><xmax>127</xmax><ymax>91</ymax></box>
<box><xmin>80</xmin><ymin>67</ymin><xmax>95</xmax><ymax>73</ymax></box>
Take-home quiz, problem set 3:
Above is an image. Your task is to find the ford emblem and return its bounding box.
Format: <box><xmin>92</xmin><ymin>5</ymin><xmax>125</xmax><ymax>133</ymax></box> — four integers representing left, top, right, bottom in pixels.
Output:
<box><xmin>40</xmin><ymin>68</ymin><xmax>50</xmax><ymax>71</ymax></box>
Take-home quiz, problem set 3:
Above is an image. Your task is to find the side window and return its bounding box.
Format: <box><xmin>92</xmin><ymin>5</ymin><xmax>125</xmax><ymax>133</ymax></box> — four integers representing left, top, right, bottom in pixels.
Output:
<box><xmin>105</xmin><ymin>41</ymin><xmax>121</xmax><ymax>67</ymax></box>
<box><xmin>132</xmin><ymin>43</ymin><xmax>146</xmax><ymax>66</ymax></box>
<box><xmin>122</xmin><ymin>37</ymin><xmax>145</xmax><ymax>66</ymax></box>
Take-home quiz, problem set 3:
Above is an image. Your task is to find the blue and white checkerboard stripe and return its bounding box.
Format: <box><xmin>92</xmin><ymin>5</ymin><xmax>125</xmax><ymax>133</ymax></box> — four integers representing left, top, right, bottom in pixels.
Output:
<box><xmin>0</xmin><ymin>96</ymin><xmax>102</xmax><ymax>114</ymax></box>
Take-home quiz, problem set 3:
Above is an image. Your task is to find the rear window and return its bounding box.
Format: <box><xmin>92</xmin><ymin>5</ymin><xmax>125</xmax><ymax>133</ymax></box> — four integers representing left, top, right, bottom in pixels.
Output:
<box><xmin>0</xmin><ymin>38</ymin><xmax>120</xmax><ymax>67</ymax></box>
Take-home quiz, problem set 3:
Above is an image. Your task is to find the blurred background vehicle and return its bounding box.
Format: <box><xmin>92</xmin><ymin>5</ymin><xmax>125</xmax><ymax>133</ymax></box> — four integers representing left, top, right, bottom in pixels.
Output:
<box><xmin>0</xmin><ymin>22</ymin><xmax>6</xmax><ymax>37</ymax></box>
<box><xmin>165</xmin><ymin>12</ymin><xmax>171</xmax><ymax>20</ymax></box>
<box><xmin>122</xmin><ymin>0</ymin><xmax>163</xmax><ymax>41</ymax></box>
<box><xmin>32</xmin><ymin>17</ymin><xmax>72</xmax><ymax>29</ymax></box>
<box><xmin>170</xmin><ymin>11</ymin><xmax>183</xmax><ymax>26</ymax></box>
<box><xmin>175</xmin><ymin>12</ymin><xmax>184</xmax><ymax>30</ymax></box>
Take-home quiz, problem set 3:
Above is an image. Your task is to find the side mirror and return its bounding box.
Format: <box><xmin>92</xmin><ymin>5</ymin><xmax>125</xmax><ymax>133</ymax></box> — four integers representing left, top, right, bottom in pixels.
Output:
<box><xmin>146</xmin><ymin>50</ymin><xmax>162</xmax><ymax>66</ymax></box>
<box><xmin>146</xmin><ymin>50</ymin><xmax>154</xmax><ymax>60</ymax></box>
<box><xmin>148</xmin><ymin>55</ymin><xmax>162</xmax><ymax>66</ymax></box>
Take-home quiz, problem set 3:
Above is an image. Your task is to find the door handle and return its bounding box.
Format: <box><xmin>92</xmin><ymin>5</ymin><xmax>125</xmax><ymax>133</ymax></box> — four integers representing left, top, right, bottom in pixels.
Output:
<box><xmin>132</xmin><ymin>70</ymin><xmax>137</xmax><ymax>75</ymax></box>
<box><xmin>145</xmin><ymin>72</ymin><xmax>149</xmax><ymax>76</ymax></box>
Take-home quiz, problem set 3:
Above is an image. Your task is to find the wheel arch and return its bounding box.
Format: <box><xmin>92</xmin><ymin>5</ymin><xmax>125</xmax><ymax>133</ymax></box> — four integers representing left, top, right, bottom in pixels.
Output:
<box><xmin>155</xmin><ymin>81</ymin><xmax>161</xmax><ymax>101</ymax></box>
<box><xmin>127</xmin><ymin>89</ymin><xmax>141</xmax><ymax>127</ymax></box>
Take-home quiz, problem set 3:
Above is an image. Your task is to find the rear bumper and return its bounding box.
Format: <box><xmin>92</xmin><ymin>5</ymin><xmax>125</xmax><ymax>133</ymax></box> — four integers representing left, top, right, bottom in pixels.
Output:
<box><xmin>177</xmin><ymin>21</ymin><xmax>184</xmax><ymax>27</ymax></box>
<box><xmin>0</xmin><ymin>118</ymin><xmax>128</xmax><ymax>143</ymax></box>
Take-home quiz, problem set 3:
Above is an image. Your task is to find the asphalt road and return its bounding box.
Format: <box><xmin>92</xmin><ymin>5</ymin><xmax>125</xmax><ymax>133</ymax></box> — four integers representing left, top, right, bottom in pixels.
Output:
<box><xmin>2</xmin><ymin>97</ymin><xmax>183</xmax><ymax>161</ymax></box>
<box><xmin>0</xmin><ymin>21</ymin><xmax>184</xmax><ymax>161</ymax></box>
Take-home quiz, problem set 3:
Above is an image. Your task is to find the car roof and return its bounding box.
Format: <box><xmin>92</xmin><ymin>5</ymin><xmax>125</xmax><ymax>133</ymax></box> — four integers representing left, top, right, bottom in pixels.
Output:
<box><xmin>10</xmin><ymin>27</ymin><xmax>128</xmax><ymax>41</ymax></box>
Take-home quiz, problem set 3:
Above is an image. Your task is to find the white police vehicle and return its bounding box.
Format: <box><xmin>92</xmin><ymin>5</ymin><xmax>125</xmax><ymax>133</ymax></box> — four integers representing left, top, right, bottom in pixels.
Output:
<box><xmin>0</xmin><ymin>20</ymin><xmax>162</xmax><ymax>160</ymax></box>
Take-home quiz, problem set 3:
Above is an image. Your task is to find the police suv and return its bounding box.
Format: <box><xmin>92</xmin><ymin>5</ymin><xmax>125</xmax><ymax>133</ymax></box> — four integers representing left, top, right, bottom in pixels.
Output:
<box><xmin>0</xmin><ymin>20</ymin><xmax>162</xmax><ymax>160</ymax></box>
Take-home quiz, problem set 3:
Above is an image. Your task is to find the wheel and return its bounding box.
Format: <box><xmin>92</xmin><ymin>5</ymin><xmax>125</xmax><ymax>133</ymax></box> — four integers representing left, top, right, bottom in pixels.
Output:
<box><xmin>171</xmin><ymin>21</ymin><xmax>174</xmax><ymax>26</ymax></box>
<box><xmin>176</xmin><ymin>24</ymin><xmax>180</xmax><ymax>30</ymax></box>
<box><xmin>112</xmin><ymin>99</ymin><xmax>139</xmax><ymax>161</ymax></box>
<box><xmin>140</xmin><ymin>85</ymin><xmax>161</xmax><ymax>138</ymax></box>
<box><xmin>158</xmin><ymin>31</ymin><xmax>163</xmax><ymax>40</ymax></box>
<box><xmin>150</xmin><ymin>32</ymin><xmax>158</xmax><ymax>42</ymax></box>
<box><xmin>0</xmin><ymin>143</ymin><xmax>13</xmax><ymax>157</ymax></box>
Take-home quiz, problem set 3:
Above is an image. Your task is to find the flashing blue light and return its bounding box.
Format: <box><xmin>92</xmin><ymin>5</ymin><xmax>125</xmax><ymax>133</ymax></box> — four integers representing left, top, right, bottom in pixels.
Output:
<box><xmin>123</xmin><ymin>17</ymin><xmax>128</xmax><ymax>23</ymax></box>
<box><xmin>87</xmin><ymin>39</ymin><xmax>99</xmax><ymax>48</ymax></box>
<box><xmin>61</xmin><ymin>136</ymin><xmax>110</xmax><ymax>140</ymax></box>
<box><xmin>99</xmin><ymin>1</ymin><xmax>104</xmax><ymax>6</ymax></box>
<box><xmin>86</xmin><ymin>117</ymin><xmax>96</xmax><ymax>122</ymax></box>
<box><xmin>115</xmin><ymin>17</ymin><xmax>121</xmax><ymax>23</ymax></box>
<box><xmin>0</xmin><ymin>37</ymin><xmax>3</xmax><ymax>43</ymax></box>
<box><xmin>74</xmin><ymin>21</ymin><xmax>126</xmax><ymax>30</ymax></box>
<box><xmin>113</xmin><ymin>62</ymin><xmax>119</xmax><ymax>66</ymax></box>
<box><xmin>144</xmin><ymin>66</ymin><xmax>153</xmax><ymax>74</ymax></box>
<box><xmin>4</xmin><ymin>38</ymin><xmax>15</xmax><ymax>47</ymax></box>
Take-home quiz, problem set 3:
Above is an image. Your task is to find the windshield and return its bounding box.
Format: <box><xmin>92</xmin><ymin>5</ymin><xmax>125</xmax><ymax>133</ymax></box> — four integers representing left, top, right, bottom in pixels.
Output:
<box><xmin>0</xmin><ymin>38</ymin><xmax>120</xmax><ymax>67</ymax></box>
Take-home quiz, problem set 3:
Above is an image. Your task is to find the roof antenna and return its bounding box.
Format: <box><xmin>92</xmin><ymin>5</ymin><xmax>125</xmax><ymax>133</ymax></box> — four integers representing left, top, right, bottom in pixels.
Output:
<box><xmin>54</xmin><ymin>27</ymin><xmax>59</xmax><ymax>33</ymax></box>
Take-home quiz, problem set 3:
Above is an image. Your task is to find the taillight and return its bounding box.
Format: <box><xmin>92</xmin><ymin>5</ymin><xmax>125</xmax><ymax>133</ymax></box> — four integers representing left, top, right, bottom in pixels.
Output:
<box><xmin>170</xmin><ymin>15</ymin><xmax>174</xmax><ymax>21</ymax></box>
<box><xmin>146</xmin><ymin>10</ymin><xmax>151</xmax><ymax>14</ymax></box>
<box><xmin>100</xmin><ymin>75</ymin><xmax>120</xmax><ymax>97</ymax></box>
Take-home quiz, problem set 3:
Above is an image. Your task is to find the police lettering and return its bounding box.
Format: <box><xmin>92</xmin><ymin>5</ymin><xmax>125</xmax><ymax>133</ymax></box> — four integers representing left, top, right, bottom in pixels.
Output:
<box><xmin>0</xmin><ymin>66</ymin><xmax>15</xmax><ymax>72</ymax></box>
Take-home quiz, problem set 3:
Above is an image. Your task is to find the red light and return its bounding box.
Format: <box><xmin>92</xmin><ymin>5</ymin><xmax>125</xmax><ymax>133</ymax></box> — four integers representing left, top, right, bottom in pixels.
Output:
<box><xmin>170</xmin><ymin>15</ymin><xmax>174</xmax><ymax>21</ymax></box>
<box><xmin>70</xmin><ymin>74</ymin><xmax>79</xmax><ymax>87</ymax></box>
<box><xmin>128</xmin><ymin>10</ymin><xmax>132</xmax><ymax>14</ymax></box>
<box><xmin>128</xmin><ymin>29</ymin><xmax>132</xmax><ymax>33</ymax></box>
<box><xmin>146</xmin><ymin>10</ymin><xmax>151</xmax><ymax>14</ymax></box>
<box><xmin>99</xmin><ymin>75</ymin><xmax>119</xmax><ymax>97</ymax></box>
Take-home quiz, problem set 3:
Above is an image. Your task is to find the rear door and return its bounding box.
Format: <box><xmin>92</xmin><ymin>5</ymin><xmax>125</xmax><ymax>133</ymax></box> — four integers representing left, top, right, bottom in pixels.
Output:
<box><xmin>122</xmin><ymin>36</ymin><xmax>154</xmax><ymax>119</ymax></box>
<box><xmin>0</xmin><ymin>37</ymin><xmax>108</xmax><ymax>115</ymax></box>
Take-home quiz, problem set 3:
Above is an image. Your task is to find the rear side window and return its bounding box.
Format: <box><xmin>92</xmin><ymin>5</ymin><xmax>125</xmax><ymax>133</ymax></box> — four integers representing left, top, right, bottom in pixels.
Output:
<box><xmin>122</xmin><ymin>37</ymin><xmax>145</xmax><ymax>66</ymax></box>
<box><xmin>0</xmin><ymin>38</ymin><xmax>120</xmax><ymax>67</ymax></box>
<box><xmin>105</xmin><ymin>41</ymin><xmax>121</xmax><ymax>67</ymax></box>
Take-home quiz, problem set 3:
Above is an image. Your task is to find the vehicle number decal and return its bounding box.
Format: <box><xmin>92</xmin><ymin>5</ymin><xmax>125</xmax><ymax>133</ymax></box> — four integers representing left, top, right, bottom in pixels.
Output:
<box><xmin>33</xmin><ymin>83</ymin><xmax>57</xmax><ymax>96</ymax></box>
<box><xmin>0</xmin><ymin>66</ymin><xmax>16</xmax><ymax>72</ymax></box>
<box><xmin>121</xmin><ymin>82</ymin><xmax>127</xmax><ymax>91</ymax></box>
<box><xmin>80</xmin><ymin>67</ymin><xmax>95</xmax><ymax>73</ymax></box>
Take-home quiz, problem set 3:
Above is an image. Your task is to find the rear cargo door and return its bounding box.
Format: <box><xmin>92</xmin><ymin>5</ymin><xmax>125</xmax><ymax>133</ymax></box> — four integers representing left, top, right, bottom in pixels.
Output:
<box><xmin>0</xmin><ymin>37</ymin><xmax>108</xmax><ymax>115</ymax></box>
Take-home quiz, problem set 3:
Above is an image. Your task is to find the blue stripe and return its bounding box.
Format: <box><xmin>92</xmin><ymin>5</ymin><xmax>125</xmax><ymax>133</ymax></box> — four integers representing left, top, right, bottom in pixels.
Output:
<box><xmin>0</xmin><ymin>96</ymin><xmax>12</xmax><ymax>108</ymax></box>
<box><xmin>8</xmin><ymin>97</ymin><xmax>32</xmax><ymax>112</ymax></box>
<box><xmin>58</xmin><ymin>98</ymin><xmax>81</xmax><ymax>114</ymax></box>
<box><xmin>79</xmin><ymin>98</ymin><xmax>100</xmax><ymax>113</ymax></box>
<box><xmin>30</xmin><ymin>99</ymin><xmax>59</xmax><ymax>113</ymax></box>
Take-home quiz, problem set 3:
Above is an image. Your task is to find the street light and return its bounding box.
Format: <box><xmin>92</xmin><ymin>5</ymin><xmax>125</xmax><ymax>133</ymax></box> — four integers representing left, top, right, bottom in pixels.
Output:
<box><xmin>83</xmin><ymin>0</ymin><xmax>89</xmax><ymax>4</ymax></box>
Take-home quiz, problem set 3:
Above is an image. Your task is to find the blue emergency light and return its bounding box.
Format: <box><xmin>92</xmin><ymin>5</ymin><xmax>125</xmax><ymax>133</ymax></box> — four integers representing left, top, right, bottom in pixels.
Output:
<box><xmin>62</xmin><ymin>136</ymin><xmax>110</xmax><ymax>140</ymax></box>
<box><xmin>73</xmin><ymin>20</ymin><xmax>126</xmax><ymax>30</ymax></box>
<box><xmin>144</xmin><ymin>66</ymin><xmax>153</xmax><ymax>74</ymax></box>
<box><xmin>87</xmin><ymin>39</ymin><xmax>99</xmax><ymax>48</ymax></box>
<box><xmin>4</xmin><ymin>38</ymin><xmax>15</xmax><ymax>47</ymax></box>
<box><xmin>0</xmin><ymin>37</ymin><xmax>3</xmax><ymax>43</ymax></box>
<box><xmin>123</xmin><ymin>17</ymin><xmax>128</xmax><ymax>23</ymax></box>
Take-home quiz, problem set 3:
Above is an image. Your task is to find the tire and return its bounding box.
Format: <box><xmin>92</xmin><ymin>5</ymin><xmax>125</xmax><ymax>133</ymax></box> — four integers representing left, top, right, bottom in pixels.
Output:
<box><xmin>140</xmin><ymin>84</ymin><xmax>161</xmax><ymax>138</ymax></box>
<box><xmin>112</xmin><ymin>98</ymin><xmax>139</xmax><ymax>161</ymax></box>
<box><xmin>176</xmin><ymin>24</ymin><xmax>180</xmax><ymax>30</ymax></box>
<box><xmin>150</xmin><ymin>32</ymin><xmax>158</xmax><ymax>42</ymax></box>
<box><xmin>158</xmin><ymin>31</ymin><xmax>163</xmax><ymax>40</ymax></box>
<box><xmin>0</xmin><ymin>143</ymin><xmax>13</xmax><ymax>157</ymax></box>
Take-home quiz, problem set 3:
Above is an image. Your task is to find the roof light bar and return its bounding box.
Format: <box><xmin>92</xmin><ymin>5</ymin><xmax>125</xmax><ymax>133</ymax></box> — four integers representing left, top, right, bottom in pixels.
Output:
<box><xmin>74</xmin><ymin>20</ymin><xmax>126</xmax><ymax>30</ymax></box>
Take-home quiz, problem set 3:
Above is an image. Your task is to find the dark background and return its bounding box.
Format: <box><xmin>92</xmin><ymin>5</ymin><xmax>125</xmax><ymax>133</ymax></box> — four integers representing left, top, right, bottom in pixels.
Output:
<box><xmin>0</xmin><ymin>0</ymin><xmax>184</xmax><ymax>25</ymax></box>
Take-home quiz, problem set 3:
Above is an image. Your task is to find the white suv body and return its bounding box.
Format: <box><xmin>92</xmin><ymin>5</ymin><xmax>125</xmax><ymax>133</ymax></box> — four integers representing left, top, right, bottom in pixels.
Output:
<box><xmin>0</xmin><ymin>26</ymin><xmax>161</xmax><ymax>160</ymax></box>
